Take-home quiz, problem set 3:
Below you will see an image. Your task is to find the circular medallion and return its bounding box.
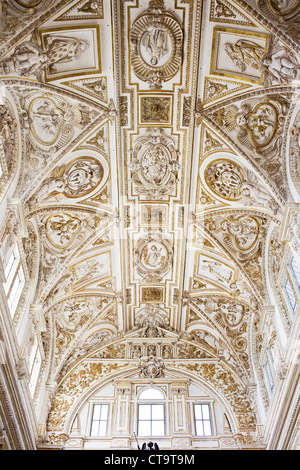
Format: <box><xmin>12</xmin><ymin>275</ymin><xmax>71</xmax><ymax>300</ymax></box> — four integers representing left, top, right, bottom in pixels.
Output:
<box><xmin>225</xmin><ymin>215</ymin><xmax>260</xmax><ymax>252</ymax></box>
<box><xmin>268</xmin><ymin>0</ymin><xmax>300</xmax><ymax>16</ymax></box>
<box><xmin>45</xmin><ymin>213</ymin><xmax>81</xmax><ymax>249</ymax></box>
<box><xmin>130</xmin><ymin>6</ymin><xmax>183</xmax><ymax>88</ymax></box>
<box><xmin>14</xmin><ymin>0</ymin><xmax>43</xmax><ymax>7</ymax></box>
<box><xmin>135</xmin><ymin>234</ymin><xmax>173</xmax><ymax>281</ymax></box>
<box><xmin>204</xmin><ymin>160</ymin><xmax>245</xmax><ymax>200</ymax></box>
<box><xmin>63</xmin><ymin>157</ymin><xmax>104</xmax><ymax>198</ymax></box>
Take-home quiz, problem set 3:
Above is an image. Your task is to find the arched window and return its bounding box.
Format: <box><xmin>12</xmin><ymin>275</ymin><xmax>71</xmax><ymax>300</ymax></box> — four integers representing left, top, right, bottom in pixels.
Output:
<box><xmin>137</xmin><ymin>387</ymin><xmax>165</xmax><ymax>437</ymax></box>
<box><xmin>139</xmin><ymin>388</ymin><xmax>164</xmax><ymax>400</ymax></box>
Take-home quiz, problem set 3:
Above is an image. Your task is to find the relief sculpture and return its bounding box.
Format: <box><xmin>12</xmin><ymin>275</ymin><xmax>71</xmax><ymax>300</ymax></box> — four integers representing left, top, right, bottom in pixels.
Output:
<box><xmin>130</xmin><ymin>0</ymin><xmax>183</xmax><ymax>89</ymax></box>
<box><xmin>0</xmin><ymin>36</ymin><xmax>88</xmax><ymax>80</ymax></box>
<box><xmin>30</xmin><ymin>157</ymin><xmax>104</xmax><ymax>205</ymax></box>
<box><xmin>204</xmin><ymin>159</ymin><xmax>278</xmax><ymax>211</ymax></box>
<box><xmin>130</xmin><ymin>128</ymin><xmax>180</xmax><ymax>198</ymax></box>
<box><xmin>135</xmin><ymin>232</ymin><xmax>173</xmax><ymax>281</ymax></box>
<box><xmin>257</xmin><ymin>0</ymin><xmax>300</xmax><ymax>40</ymax></box>
<box><xmin>224</xmin><ymin>39</ymin><xmax>265</xmax><ymax>73</ymax></box>
<box><xmin>211</xmin><ymin>95</ymin><xmax>289</xmax><ymax>158</ymax></box>
<box><xmin>0</xmin><ymin>26</ymin><xmax>100</xmax><ymax>81</ymax></box>
<box><xmin>45</xmin><ymin>213</ymin><xmax>82</xmax><ymax>250</ymax></box>
<box><xmin>262</xmin><ymin>46</ymin><xmax>300</xmax><ymax>84</ymax></box>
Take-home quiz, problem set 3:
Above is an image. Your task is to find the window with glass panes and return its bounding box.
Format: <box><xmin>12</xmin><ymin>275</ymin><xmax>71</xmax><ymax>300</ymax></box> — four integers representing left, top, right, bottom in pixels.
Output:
<box><xmin>3</xmin><ymin>244</ymin><xmax>25</xmax><ymax>316</ymax></box>
<box><xmin>194</xmin><ymin>403</ymin><xmax>212</xmax><ymax>436</ymax></box>
<box><xmin>137</xmin><ymin>403</ymin><xmax>165</xmax><ymax>436</ymax></box>
<box><xmin>291</xmin><ymin>258</ymin><xmax>300</xmax><ymax>289</ymax></box>
<box><xmin>285</xmin><ymin>278</ymin><xmax>297</xmax><ymax>312</ymax></box>
<box><xmin>90</xmin><ymin>404</ymin><xmax>109</xmax><ymax>437</ymax></box>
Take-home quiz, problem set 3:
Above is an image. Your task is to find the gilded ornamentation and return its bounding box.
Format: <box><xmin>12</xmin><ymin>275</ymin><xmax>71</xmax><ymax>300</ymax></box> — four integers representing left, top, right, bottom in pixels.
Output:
<box><xmin>224</xmin><ymin>39</ymin><xmax>265</xmax><ymax>73</ymax></box>
<box><xmin>140</xmin><ymin>97</ymin><xmax>170</xmax><ymax>123</ymax></box>
<box><xmin>45</xmin><ymin>213</ymin><xmax>81</xmax><ymax>249</ymax></box>
<box><xmin>257</xmin><ymin>0</ymin><xmax>300</xmax><ymax>20</ymax></box>
<box><xmin>204</xmin><ymin>212</ymin><xmax>267</xmax><ymax>294</ymax></box>
<box><xmin>130</xmin><ymin>128</ymin><xmax>180</xmax><ymax>198</ymax></box>
<box><xmin>19</xmin><ymin>91</ymin><xmax>98</xmax><ymax>153</ymax></box>
<box><xmin>67</xmin><ymin>78</ymin><xmax>107</xmax><ymax>101</ymax></box>
<box><xmin>180</xmin><ymin>362</ymin><xmax>256</xmax><ymax>430</ymax></box>
<box><xmin>221</xmin><ymin>214</ymin><xmax>265</xmax><ymax>254</ymax></box>
<box><xmin>56</xmin><ymin>0</ymin><xmax>104</xmax><ymax>20</ymax></box>
<box><xmin>130</xmin><ymin>0</ymin><xmax>183</xmax><ymax>88</ymax></box>
<box><xmin>97</xmin><ymin>343</ymin><xmax>125</xmax><ymax>359</ymax></box>
<box><xmin>205</xmin><ymin>160</ymin><xmax>246</xmax><ymax>200</ymax></box>
<box><xmin>47</xmin><ymin>362</ymin><xmax>126</xmax><ymax>432</ymax></box>
<box><xmin>0</xmin><ymin>34</ymin><xmax>88</xmax><ymax>80</ymax></box>
<box><xmin>213</xmin><ymin>0</ymin><xmax>236</xmax><ymax>19</ymax></box>
<box><xmin>56</xmin><ymin>300</ymin><xmax>91</xmax><ymax>332</ymax></box>
<box><xmin>140</xmin><ymin>286</ymin><xmax>164</xmax><ymax>303</ymax></box>
<box><xmin>1</xmin><ymin>0</ymin><xmax>295</xmax><ymax>449</ymax></box>
<box><xmin>177</xmin><ymin>342</ymin><xmax>210</xmax><ymax>359</ymax></box>
<box><xmin>213</xmin><ymin>95</ymin><xmax>289</xmax><ymax>156</ymax></box>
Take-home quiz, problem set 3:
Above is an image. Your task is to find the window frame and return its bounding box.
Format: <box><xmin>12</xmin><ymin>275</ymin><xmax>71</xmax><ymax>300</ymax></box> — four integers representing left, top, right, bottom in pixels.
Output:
<box><xmin>264</xmin><ymin>358</ymin><xmax>274</xmax><ymax>395</ymax></box>
<box><xmin>28</xmin><ymin>346</ymin><xmax>42</xmax><ymax>397</ymax></box>
<box><xmin>193</xmin><ymin>402</ymin><xmax>213</xmax><ymax>437</ymax></box>
<box><xmin>89</xmin><ymin>403</ymin><xmax>110</xmax><ymax>438</ymax></box>
<box><xmin>2</xmin><ymin>243</ymin><xmax>25</xmax><ymax>316</ymax></box>
<box><xmin>3</xmin><ymin>244</ymin><xmax>20</xmax><ymax>294</ymax></box>
<box><xmin>291</xmin><ymin>257</ymin><xmax>300</xmax><ymax>289</ymax></box>
<box><xmin>137</xmin><ymin>402</ymin><xmax>166</xmax><ymax>437</ymax></box>
<box><xmin>283</xmin><ymin>275</ymin><xmax>298</xmax><ymax>314</ymax></box>
<box><xmin>136</xmin><ymin>387</ymin><xmax>166</xmax><ymax>438</ymax></box>
<box><xmin>7</xmin><ymin>265</ymin><xmax>25</xmax><ymax>316</ymax></box>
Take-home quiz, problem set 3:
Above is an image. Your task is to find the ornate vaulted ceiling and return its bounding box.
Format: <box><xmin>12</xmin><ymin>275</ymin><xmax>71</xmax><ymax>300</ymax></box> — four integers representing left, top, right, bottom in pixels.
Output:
<box><xmin>1</xmin><ymin>0</ymin><xmax>300</xmax><ymax>447</ymax></box>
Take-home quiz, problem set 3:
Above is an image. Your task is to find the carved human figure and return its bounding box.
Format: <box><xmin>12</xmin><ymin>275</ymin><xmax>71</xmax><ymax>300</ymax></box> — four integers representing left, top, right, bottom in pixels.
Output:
<box><xmin>224</xmin><ymin>39</ymin><xmax>265</xmax><ymax>72</ymax></box>
<box><xmin>261</xmin><ymin>47</ymin><xmax>300</xmax><ymax>83</ymax></box>
<box><xmin>141</xmin><ymin>242</ymin><xmax>166</xmax><ymax>269</ymax></box>
<box><xmin>0</xmin><ymin>41</ymin><xmax>47</xmax><ymax>76</ymax></box>
<box><xmin>30</xmin><ymin>98</ymin><xmax>66</xmax><ymax>142</ymax></box>
<box><xmin>141</xmin><ymin>27</ymin><xmax>169</xmax><ymax>66</ymax></box>
<box><xmin>202</xmin><ymin>260</ymin><xmax>233</xmax><ymax>285</ymax></box>
<box><xmin>142</xmin><ymin>315</ymin><xmax>162</xmax><ymax>337</ymax></box>
<box><xmin>34</xmin><ymin>178</ymin><xmax>65</xmax><ymax>202</ymax></box>
<box><xmin>268</xmin><ymin>0</ymin><xmax>295</xmax><ymax>12</ymax></box>
<box><xmin>44</xmin><ymin>35</ymin><xmax>89</xmax><ymax>73</ymax></box>
<box><xmin>132</xmin><ymin>345</ymin><xmax>142</xmax><ymax>358</ymax></box>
